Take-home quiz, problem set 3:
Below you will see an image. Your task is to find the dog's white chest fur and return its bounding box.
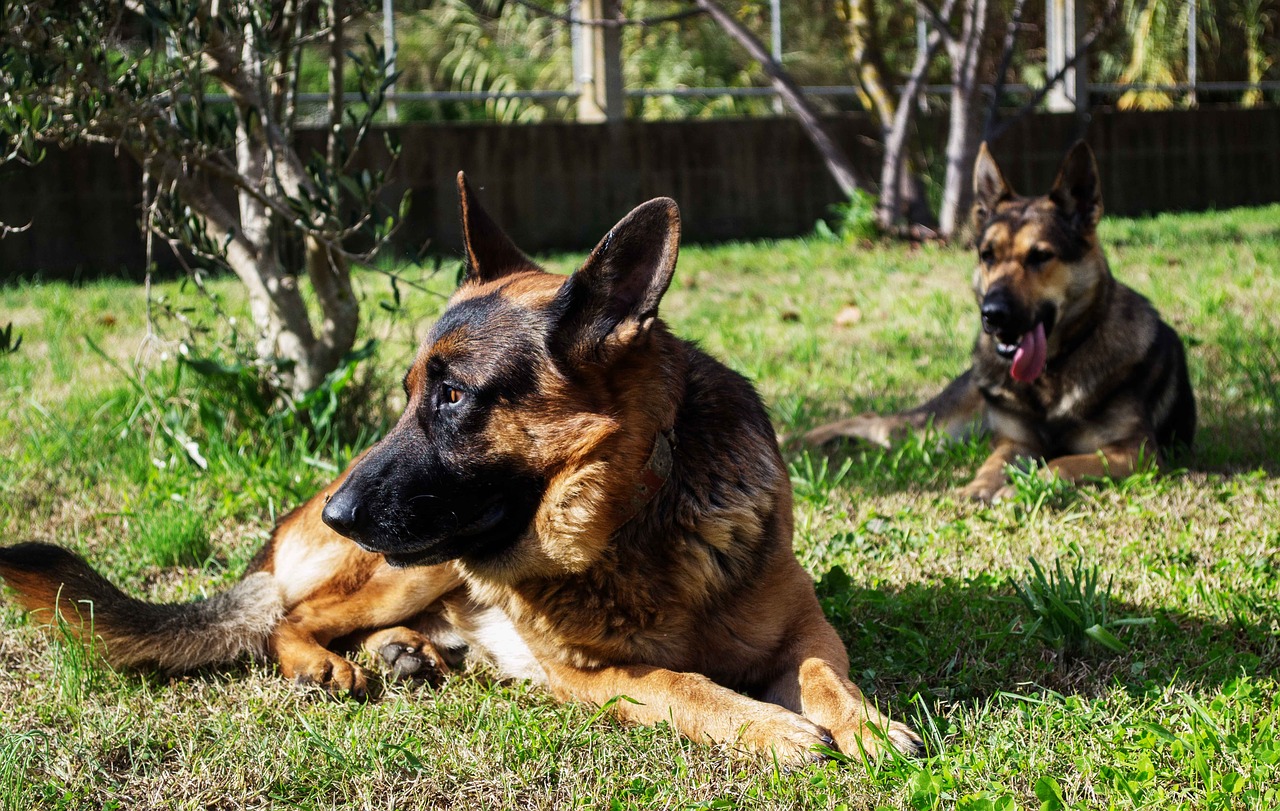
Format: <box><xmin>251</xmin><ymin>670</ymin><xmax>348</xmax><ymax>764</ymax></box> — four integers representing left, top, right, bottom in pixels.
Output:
<box><xmin>434</xmin><ymin>603</ymin><xmax>547</xmax><ymax>685</ymax></box>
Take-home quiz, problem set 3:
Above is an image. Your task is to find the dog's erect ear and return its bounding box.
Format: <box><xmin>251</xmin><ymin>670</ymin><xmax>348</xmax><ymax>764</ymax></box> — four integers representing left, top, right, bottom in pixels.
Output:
<box><xmin>1050</xmin><ymin>141</ymin><xmax>1103</xmax><ymax>232</ymax></box>
<box><xmin>972</xmin><ymin>142</ymin><xmax>1014</xmax><ymax>227</ymax></box>
<box><xmin>457</xmin><ymin>172</ymin><xmax>538</xmax><ymax>284</ymax></box>
<box><xmin>550</xmin><ymin>197</ymin><xmax>681</xmax><ymax>366</ymax></box>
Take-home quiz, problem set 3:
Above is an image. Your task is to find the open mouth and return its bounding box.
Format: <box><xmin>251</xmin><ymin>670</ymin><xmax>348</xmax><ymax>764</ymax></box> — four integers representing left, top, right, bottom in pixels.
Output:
<box><xmin>995</xmin><ymin>322</ymin><xmax>1048</xmax><ymax>383</ymax></box>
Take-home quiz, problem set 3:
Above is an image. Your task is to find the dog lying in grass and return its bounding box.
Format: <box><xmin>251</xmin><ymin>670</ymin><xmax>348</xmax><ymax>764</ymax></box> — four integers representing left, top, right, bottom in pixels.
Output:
<box><xmin>805</xmin><ymin>141</ymin><xmax>1196</xmax><ymax>501</ymax></box>
<box><xmin>1</xmin><ymin>174</ymin><xmax>921</xmax><ymax>766</ymax></box>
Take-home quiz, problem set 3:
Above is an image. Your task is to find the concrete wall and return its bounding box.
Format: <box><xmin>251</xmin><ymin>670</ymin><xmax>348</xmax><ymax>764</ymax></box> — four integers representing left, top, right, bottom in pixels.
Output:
<box><xmin>3</xmin><ymin>107</ymin><xmax>1279</xmax><ymax>281</ymax></box>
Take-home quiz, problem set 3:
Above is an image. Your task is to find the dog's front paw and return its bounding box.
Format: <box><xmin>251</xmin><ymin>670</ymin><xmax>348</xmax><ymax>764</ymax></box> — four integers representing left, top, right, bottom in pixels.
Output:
<box><xmin>292</xmin><ymin>651</ymin><xmax>370</xmax><ymax>701</ymax></box>
<box><xmin>361</xmin><ymin>626</ymin><xmax>451</xmax><ymax>686</ymax></box>
<box><xmin>881</xmin><ymin>720</ymin><xmax>925</xmax><ymax>757</ymax></box>
<box><xmin>830</xmin><ymin>718</ymin><xmax>924</xmax><ymax>762</ymax></box>
<box><xmin>739</xmin><ymin>708</ymin><xmax>835</xmax><ymax>767</ymax></box>
<box><xmin>379</xmin><ymin>640</ymin><xmax>449</xmax><ymax>686</ymax></box>
<box><xmin>990</xmin><ymin>484</ymin><xmax>1018</xmax><ymax>503</ymax></box>
<box><xmin>957</xmin><ymin>479</ymin><xmax>1003</xmax><ymax>502</ymax></box>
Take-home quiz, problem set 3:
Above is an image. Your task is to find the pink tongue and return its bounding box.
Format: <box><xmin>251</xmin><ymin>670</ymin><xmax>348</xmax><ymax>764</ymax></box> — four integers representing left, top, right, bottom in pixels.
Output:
<box><xmin>1010</xmin><ymin>322</ymin><xmax>1047</xmax><ymax>383</ymax></box>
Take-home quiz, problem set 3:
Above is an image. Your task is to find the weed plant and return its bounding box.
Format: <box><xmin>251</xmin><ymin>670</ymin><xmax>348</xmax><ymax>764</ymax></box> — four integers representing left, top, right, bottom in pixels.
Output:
<box><xmin>1008</xmin><ymin>547</ymin><xmax>1154</xmax><ymax>657</ymax></box>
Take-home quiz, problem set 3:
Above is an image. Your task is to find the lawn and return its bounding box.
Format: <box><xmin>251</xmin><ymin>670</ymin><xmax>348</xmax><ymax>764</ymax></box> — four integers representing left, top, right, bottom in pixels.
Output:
<box><xmin>1</xmin><ymin>204</ymin><xmax>1279</xmax><ymax>810</ymax></box>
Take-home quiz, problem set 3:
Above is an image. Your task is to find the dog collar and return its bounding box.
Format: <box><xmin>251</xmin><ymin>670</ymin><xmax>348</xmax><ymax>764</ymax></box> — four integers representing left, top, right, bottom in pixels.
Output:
<box><xmin>621</xmin><ymin>427</ymin><xmax>676</xmax><ymax>524</ymax></box>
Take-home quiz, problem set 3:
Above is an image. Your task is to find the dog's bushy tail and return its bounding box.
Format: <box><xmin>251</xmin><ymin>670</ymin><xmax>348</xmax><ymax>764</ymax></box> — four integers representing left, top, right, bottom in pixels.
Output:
<box><xmin>0</xmin><ymin>542</ymin><xmax>284</xmax><ymax>674</ymax></box>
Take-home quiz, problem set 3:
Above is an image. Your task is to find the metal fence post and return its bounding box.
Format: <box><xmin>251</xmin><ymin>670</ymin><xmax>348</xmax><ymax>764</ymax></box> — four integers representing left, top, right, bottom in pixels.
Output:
<box><xmin>771</xmin><ymin>0</ymin><xmax>783</xmax><ymax>114</ymax></box>
<box><xmin>1187</xmin><ymin>0</ymin><xmax>1197</xmax><ymax>106</ymax></box>
<box><xmin>1046</xmin><ymin>0</ymin><xmax>1088</xmax><ymax>113</ymax></box>
<box><xmin>383</xmin><ymin>0</ymin><xmax>398</xmax><ymax>122</ymax></box>
<box><xmin>574</xmin><ymin>0</ymin><xmax>625</xmax><ymax>122</ymax></box>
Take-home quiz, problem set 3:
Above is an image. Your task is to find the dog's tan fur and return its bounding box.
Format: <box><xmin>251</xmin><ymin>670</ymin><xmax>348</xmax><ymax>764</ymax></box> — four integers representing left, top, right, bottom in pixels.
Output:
<box><xmin>1</xmin><ymin>175</ymin><xmax>921</xmax><ymax>766</ymax></box>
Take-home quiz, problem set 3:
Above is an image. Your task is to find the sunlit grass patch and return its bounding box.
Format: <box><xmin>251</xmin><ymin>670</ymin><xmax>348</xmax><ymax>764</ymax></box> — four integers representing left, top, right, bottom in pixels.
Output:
<box><xmin>134</xmin><ymin>507</ymin><xmax>212</xmax><ymax>569</ymax></box>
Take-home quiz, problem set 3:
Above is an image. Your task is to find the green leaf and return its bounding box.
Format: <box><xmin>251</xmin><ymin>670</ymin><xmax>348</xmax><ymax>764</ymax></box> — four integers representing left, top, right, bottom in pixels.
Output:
<box><xmin>1084</xmin><ymin>623</ymin><xmax>1127</xmax><ymax>653</ymax></box>
<box><xmin>1033</xmin><ymin>776</ymin><xmax>1065</xmax><ymax>811</ymax></box>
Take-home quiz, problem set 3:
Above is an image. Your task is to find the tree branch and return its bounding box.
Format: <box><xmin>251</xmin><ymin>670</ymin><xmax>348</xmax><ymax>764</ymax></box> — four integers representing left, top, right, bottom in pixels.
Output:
<box><xmin>986</xmin><ymin>0</ymin><xmax>1123</xmax><ymax>141</ymax></box>
<box><xmin>692</xmin><ymin>0</ymin><xmax>865</xmax><ymax>196</ymax></box>
<box><xmin>326</xmin><ymin>0</ymin><xmax>344</xmax><ymax>171</ymax></box>
<box><xmin>982</xmin><ymin>0</ymin><xmax>1029</xmax><ymax>139</ymax></box>
<box><xmin>876</xmin><ymin>0</ymin><xmax>957</xmax><ymax>230</ymax></box>
<box><xmin>916</xmin><ymin>0</ymin><xmax>957</xmax><ymax>49</ymax></box>
<box><xmin>507</xmin><ymin>0</ymin><xmax>705</xmax><ymax>27</ymax></box>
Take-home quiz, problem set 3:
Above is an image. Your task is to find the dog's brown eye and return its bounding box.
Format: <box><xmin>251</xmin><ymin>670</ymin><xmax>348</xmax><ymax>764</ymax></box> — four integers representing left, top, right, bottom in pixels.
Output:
<box><xmin>1026</xmin><ymin>248</ymin><xmax>1055</xmax><ymax>266</ymax></box>
<box><xmin>979</xmin><ymin>247</ymin><xmax>995</xmax><ymax>265</ymax></box>
<box><xmin>444</xmin><ymin>385</ymin><xmax>464</xmax><ymax>405</ymax></box>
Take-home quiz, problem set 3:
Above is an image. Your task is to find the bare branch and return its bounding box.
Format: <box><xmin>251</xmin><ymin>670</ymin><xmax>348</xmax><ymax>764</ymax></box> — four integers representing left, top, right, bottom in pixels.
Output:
<box><xmin>692</xmin><ymin>0</ymin><xmax>865</xmax><ymax>196</ymax></box>
<box><xmin>987</xmin><ymin>0</ymin><xmax>1030</xmax><ymax>105</ymax></box>
<box><xmin>986</xmin><ymin>0</ymin><xmax>1124</xmax><ymax>141</ymax></box>
<box><xmin>916</xmin><ymin>0</ymin><xmax>957</xmax><ymax>49</ymax></box>
<box><xmin>507</xmin><ymin>0</ymin><xmax>706</xmax><ymax>27</ymax></box>
<box><xmin>326</xmin><ymin>0</ymin><xmax>344</xmax><ymax>171</ymax></box>
<box><xmin>877</xmin><ymin>0</ymin><xmax>957</xmax><ymax>228</ymax></box>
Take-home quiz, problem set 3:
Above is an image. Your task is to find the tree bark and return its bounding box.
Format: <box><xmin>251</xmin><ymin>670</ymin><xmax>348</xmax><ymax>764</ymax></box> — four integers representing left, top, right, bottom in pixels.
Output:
<box><xmin>843</xmin><ymin>0</ymin><xmax>896</xmax><ymax>131</ymax></box>
<box><xmin>938</xmin><ymin>0</ymin><xmax>990</xmax><ymax>240</ymax></box>
<box><xmin>7</xmin><ymin>1</ymin><xmax>372</xmax><ymax>398</ymax></box>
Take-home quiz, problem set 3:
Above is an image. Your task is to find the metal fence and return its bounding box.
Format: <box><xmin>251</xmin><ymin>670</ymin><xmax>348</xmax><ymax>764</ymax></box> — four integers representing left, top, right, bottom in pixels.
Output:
<box><xmin>206</xmin><ymin>0</ymin><xmax>1280</xmax><ymax>120</ymax></box>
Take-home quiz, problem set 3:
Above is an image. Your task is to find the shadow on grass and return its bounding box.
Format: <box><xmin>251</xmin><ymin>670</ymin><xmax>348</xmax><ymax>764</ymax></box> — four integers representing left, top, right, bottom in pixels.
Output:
<box><xmin>1190</xmin><ymin>416</ymin><xmax>1280</xmax><ymax>476</ymax></box>
<box><xmin>820</xmin><ymin>574</ymin><xmax>1279</xmax><ymax>710</ymax></box>
<box><xmin>160</xmin><ymin>572</ymin><xmax>1278</xmax><ymax>732</ymax></box>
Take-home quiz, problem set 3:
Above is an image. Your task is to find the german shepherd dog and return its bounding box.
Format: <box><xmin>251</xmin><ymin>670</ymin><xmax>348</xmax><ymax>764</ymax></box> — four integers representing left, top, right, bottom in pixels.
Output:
<box><xmin>805</xmin><ymin>142</ymin><xmax>1195</xmax><ymax>501</ymax></box>
<box><xmin>0</xmin><ymin>175</ymin><xmax>921</xmax><ymax>765</ymax></box>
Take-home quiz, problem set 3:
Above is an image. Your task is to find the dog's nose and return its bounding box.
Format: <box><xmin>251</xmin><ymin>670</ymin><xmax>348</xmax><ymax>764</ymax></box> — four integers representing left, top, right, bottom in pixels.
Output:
<box><xmin>980</xmin><ymin>290</ymin><xmax>1014</xmax><ymax>333</ymax></box>
<box><xmin>321</xmin><ymin>488</ymin><xmax>363</xmax><ymax>537</ymax></box>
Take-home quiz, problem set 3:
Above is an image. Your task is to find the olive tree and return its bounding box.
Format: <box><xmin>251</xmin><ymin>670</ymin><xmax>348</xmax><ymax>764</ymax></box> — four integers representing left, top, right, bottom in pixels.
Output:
<box><xmin>1</xmin><ymin>0</ymin><xmax>405</xmax><ymax>397</ymax></box>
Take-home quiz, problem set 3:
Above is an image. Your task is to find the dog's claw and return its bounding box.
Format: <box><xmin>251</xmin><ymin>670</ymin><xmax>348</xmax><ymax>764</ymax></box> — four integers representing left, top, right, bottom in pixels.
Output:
<box><xmin>290</xmin><ymin>651</ymin><xmax>370</xmax><ymax>700</ymax></box>
<box><xmin>990</xmin><ymin>484</ymin><xmax>1017</xmax><ymax>503</ymax></box>
<box><xmin>886</xmin><ymin>722</ymin><xmax>926</xmax><ymax>757</ymax></box>
<box><xmin>957</xmin><ymin>481</ymin><xmax>1000</xmax><ymax>502</ymax></box>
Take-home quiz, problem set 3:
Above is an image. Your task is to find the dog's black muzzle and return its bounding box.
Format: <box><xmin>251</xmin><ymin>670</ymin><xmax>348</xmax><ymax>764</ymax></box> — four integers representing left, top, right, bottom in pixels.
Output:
<box><xmin>980</xmin><ymin>288</ymin><xmax>1057</xmax><ymax>357</ymax></box>
<box><xmin>321</xmin><ymin>439</ymin><xmax>543</xmax><ymax>568</ymax></box>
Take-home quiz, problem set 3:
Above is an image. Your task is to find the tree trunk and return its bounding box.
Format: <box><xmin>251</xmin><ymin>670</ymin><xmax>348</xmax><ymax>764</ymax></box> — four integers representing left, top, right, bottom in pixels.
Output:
<box><xmin>876</xmin><ymin>0</ymin><xmax>954</xmax><ymax>233</ymax></box>
<box><xmin>843</xmin><ymin>0</ymin><xmax>896</xmax><ymax>131</ymax></box>
<box><xmin>6</xmin><ymin>1</ymin><xmax>373</xmax><ymax>400</ymax></box>
<box><xmin>233</xmin><ymin>119</ymin><xmax>323</xmax><ymax>394</ymax></box>
<box><xmin>220</xmin><ymin>2</ymin><xmax>358</xmax><ymax>393</ymax></box>
<box><xmin>938</xmin><ymin>0</ymin><xmax>989</xmax><ymax>240</ymax></box>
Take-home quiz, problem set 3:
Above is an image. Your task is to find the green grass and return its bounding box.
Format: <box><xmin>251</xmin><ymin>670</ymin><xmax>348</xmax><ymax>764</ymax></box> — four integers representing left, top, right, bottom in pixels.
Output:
<box><xmin>2</xmin><ymin>204</ymin><xmax>1279</xmax><ymax>809</ymax></box>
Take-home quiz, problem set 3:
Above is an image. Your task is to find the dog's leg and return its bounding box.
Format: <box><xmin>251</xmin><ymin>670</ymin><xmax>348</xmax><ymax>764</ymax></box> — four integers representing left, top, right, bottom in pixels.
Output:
<box><xmin>762</xmin><ymin>612</ymin><xmax>923</xmax><ymax>761</ymax></box>
<box><xmin>544</xmin><ymin>661</ymin><xmax>835</xmax><ymax>766</ymax></box>
<box><xmin>272</xmin><ymin>604</ymin><xmax>372</xmax><ymax>698</ymax></box>
<box><xmin>801</xmin><ymin>413</ymin><xmax>912</xmax><ymax>449</ymax></box>
<box><xmin>985</xmin><ymin>438</ymin><xmax>1154</xmax><ymax>502</ymax></box>
<box><xmin>958</xmin><ymin>436</ymin><xmax>1037</xmax><ymax>502</ymax></box>
<box><xmin>261</xmin><ymin>476</ymin><xmax>465</xmax><ymax>697</ymax></box>
<box><xmin>270</xmin><ymin>564</ymin><xmax>463</xmax><ymax>698</ymax></box>
<box><xmin>1043</xmin><ymin>439</ymin><xmax>1155</xmax><ymax>484</ymax></box>
<box><xmin>804</xmin><ymin>369</ymin><xmax>984</xmax><ymax>449</ymax></box>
